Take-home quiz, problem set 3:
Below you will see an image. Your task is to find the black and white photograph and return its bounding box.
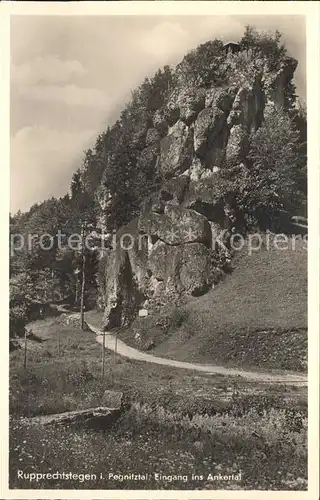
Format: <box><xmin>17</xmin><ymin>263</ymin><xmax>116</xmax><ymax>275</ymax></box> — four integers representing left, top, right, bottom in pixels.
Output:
<box><xmin>2</xmin><ymin>3</ymin><xmax>319</xmax><ymax>498</ymax></box>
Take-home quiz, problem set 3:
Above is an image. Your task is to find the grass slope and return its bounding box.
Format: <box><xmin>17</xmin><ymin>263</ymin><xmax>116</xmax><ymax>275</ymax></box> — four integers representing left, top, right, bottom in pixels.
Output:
<box><xmin>123</xmin><ymin>236</ymin><xmax>307</xmax><ymax>372</ymax></box>
<box><xmin>12</xmin><ymin>316</ymin><xmax>302</xmax><ymax>419</ymax></box>
<box><xmin>10</xmin><ymin>316</ymin><xmax>307</xmax><ymax>490</ymax></box>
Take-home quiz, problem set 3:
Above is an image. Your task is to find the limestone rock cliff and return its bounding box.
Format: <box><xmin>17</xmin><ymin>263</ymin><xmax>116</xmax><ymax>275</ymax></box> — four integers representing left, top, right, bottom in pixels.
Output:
<box><xmin>99</xmin><ymin>47</ymin><xmax>299</xmax><ymax>330</ymax></box>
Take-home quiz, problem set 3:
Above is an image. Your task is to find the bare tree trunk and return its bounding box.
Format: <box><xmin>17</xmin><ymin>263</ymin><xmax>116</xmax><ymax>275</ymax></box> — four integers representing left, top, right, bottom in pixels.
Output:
<box><xmin>75</xmin><ymin>277</ymin><xmax>79</xmax><ymax>306</ymax></box>
<box><xmin>114</xmin><ymin>332</ymin><xmax>118</xmax><ymax>365</ymax></box>
<box><xmin>28</xmin><ymin>406</ymin><xmax>123</xmax><ymax>427</ymax></box>
<box><xmin>23</xmin><ymin>329</ymin><xmax>27</xmax><ymax>369</ymax></box>
<box><xmin>58</xmin><ymin>330</ymin><xmax>61</xmax><ymax>357</ymax></box>
<box><xmin>80</xmin><ymin>252</ymin><xmax>86</xmax><ymax>330</ymax></box>
<box><xmin>101</xmin><ymin>332</ymin><xmax>106</xmax><ymax>380</ymax></box>
<box><xmin>51</xmin><ymin>268</ymin><xmax>54</xmax><ymax>302</ymax></box>
<box><xmin>80</xmin><ymin>222</ymin><xmax>86</xmax><ymax>331</ymax></box>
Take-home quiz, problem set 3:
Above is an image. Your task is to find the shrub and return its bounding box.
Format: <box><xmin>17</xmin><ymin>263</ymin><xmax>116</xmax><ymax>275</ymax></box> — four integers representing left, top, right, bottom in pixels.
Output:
<box><xmin>240</xmin><ymin>26</ymin><xmax>287</xmax><ymax>72</ymax></box>
<box><xmin>176</xmin><ymin>39</ymin><xmax>226</xmax><ymax>87</ymax></box>
<box><xmin>231</xmin><ymin>108</ymin><xmax>306</xmax><ymax>231</ymax></box>
<box><xmin>10</xmin><ymin>304</ymin><xmax>28</xmax><ymax>338</ymax></box>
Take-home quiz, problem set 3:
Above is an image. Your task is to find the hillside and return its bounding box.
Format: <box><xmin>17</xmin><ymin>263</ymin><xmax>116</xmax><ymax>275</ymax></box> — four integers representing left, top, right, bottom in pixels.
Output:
<box><xmin>121</xmin><ymin>235</ymin><xmax>307</xmax><ymax>372</ymax></box>
<box><xmin>9</xmin><ymin>26</ymin><xmax>308</xmax><ymax>492</ymax></box>
<box><xmin>10</xmin><ymin>27</ymin><xmax>307</xmax><ymax>370</ymax></box>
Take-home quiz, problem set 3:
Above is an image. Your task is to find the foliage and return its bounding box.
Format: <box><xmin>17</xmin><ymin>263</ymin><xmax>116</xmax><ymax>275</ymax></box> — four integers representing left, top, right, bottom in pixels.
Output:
<box><xmin>290</xmin><ymin>100</ymin><xmax>307</xmax><ymax>196</ymax></box>
<box><xmin>10</xmin><ymin>315</ymin><xmax>307</xmax><ymax>490</ymax></box>
<box><xmin>231</xmin><ymin>108</ymin><xmax>305</xmax><ymax>230</ymax></box>
<box><xmin>239</xmin><ymin>26</ymin><xmax>297</xmax><ymax>108</ymax></box>
<box><xmin>176</xmin><ymin>39</ymin><xmax>226</xmax><ymax>87</ymax></box>
<box><xmin>9</xmin><ymin>27</ymin><xmax>305</xmax><ymax>312</ymax></box>
<box><xmin>9</xmin><ymin>405</ymin><xmax>307</xmax><ymax>490</ymax></box>
<box><xmin>10</xmin><ymin>305</ymin><xmax>28</xmax><ymax>338</ymax></box>
<box><xmin>98</xmin><ymin>67</ymin><xmax>173</xmax><ymax>229</ymax></box>
<box><xmin>10</xmin><ymin>273</ymin><xmax>35</xmax><ymax>337</ymax></box>
<box><xmin>121</xmin><ymin>235</ymin><xmax>307</xmax><ymax>372</ymax></box>
<box><xmin>240</xmin><ymin>26</ymin><xmax>287</xmax><ymax>71</ymax></box>
<box><xmin>10</xmin><ymin>175</ymin><xmax>99</xmax><ymax>307</ymax></box>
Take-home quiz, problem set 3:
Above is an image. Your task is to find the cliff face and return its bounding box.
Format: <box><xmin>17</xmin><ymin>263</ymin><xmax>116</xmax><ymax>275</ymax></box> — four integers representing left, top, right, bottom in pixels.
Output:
<box><xmin>99</xmin><ymin>49</ymin><xmax>298</xmax><ymax>330</ymax></box>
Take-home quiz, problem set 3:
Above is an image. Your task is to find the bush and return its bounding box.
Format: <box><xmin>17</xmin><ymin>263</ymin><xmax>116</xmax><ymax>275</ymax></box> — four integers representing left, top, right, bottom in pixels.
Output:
<box><xmin>176</xmin><ymin>39</ymin><xmax>226</xmax><ymax>87</ymax></box>
<box><xmin>240</xmin><ymin>26</ymin><xmax>287</xmax><ymax>72</ymax></box>
<box><xmin>10</xmin><ymin>304</ymin><xmax>28</xmax><ymax>338</ymax></box>
<box><xmin>231</xmin><ymin>108</ymin><xmax>306</xmax><ymax>231</ymax></box>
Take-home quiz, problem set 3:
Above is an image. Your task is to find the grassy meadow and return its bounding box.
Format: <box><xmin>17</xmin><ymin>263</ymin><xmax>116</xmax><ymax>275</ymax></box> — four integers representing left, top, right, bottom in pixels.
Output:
<box><xmin>10</xmin><ymin>314</ymin><xmax>307</xmax><ymax>490</ymax></box>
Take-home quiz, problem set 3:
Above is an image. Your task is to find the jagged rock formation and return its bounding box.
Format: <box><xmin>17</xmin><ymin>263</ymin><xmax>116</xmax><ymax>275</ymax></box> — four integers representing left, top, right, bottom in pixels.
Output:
<box><xmin>99</xmin><ymin>45</ymin><xmax>298</xmax><ymax>330</ymax></box>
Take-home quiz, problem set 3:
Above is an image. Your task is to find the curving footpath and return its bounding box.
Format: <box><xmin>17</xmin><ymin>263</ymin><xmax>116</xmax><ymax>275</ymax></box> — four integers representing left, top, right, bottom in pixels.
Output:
<box><xmin>86</xmin><ymin>322</ymin><xmax>307</xmax><ymax>387</ymax></box>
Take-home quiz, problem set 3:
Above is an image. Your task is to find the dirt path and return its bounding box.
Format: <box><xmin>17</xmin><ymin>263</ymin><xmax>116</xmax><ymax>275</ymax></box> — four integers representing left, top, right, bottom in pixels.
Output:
<box><xmin>86</xmin><ymin>322</ymin><xmax>307</xmax><ymax>387</ymax></box>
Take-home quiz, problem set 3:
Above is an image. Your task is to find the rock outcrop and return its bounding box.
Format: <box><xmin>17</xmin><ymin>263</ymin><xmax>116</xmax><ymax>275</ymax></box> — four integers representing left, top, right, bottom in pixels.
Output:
<box><xmin>99</xmin><ymin>46</ymin><xmax>298</xmax><ymax>330</ymax></box>
<box><xmin>159</xmin><ymin>120</ymin><xmax>193</xmax><ymax>177</ymax></box>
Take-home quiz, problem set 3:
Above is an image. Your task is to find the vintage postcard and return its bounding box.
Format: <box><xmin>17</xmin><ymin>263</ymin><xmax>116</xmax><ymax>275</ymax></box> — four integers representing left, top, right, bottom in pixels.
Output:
<box><xmin>0</xmin><ymin>1</ymin><xmax>319</xmax><ymax>499</ymax></box>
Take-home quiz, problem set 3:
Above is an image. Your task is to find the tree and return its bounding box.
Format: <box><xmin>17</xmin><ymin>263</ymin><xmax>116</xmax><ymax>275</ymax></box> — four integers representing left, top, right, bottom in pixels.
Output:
<box><xmin>80</xmin><ymin>148</ymin><xmax>105</xmax><ymax>199</ymax></box>
<box><xmin>10</xmin><ymin>272</ymin><xmax>35</xmax><ymax>337</ymax></box>
<box><xmin>240</xmin><ymin>26</ymin><xmax>286</xmax><ymax>69</ymax></box>
<box><xmin>176</xmin><ymin>39</ymin><xmax>225</xmax><ymax>87</ymax></box>
<box><xmin>232</xmin><ymin>107</ymin><xmax>306</xmax><ymax>230</ymax></box>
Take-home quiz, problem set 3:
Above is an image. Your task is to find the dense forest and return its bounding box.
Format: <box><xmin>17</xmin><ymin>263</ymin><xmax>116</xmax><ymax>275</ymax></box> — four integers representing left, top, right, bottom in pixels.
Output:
<box><xmin>9</xmin><ymin>27</ymin><xmax>307</xmax><ymax>339</ymax></box>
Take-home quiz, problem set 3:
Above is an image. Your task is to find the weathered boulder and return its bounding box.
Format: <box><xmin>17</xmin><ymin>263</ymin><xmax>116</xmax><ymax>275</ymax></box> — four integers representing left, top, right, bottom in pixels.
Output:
<box><xmin>159</xmin><ymin>120</ymin><xmax>193</xmax><ymax>177</ymax></box>
<box><xmin>139</xmin><ymin>205</ymin><xmax>211</xmax><ymax>246</ymax></box>
<box><xmin>225</xmin><ymin>125</ymin><xmax>249</xmax><ymax>164</ymax></box>
<box><xmin>251</xmin><ymin>76</ymin><xmax>265</xmax><ymax>130</ymax></box>
<box><xmin>194</xmin><ymin>107</ymin><xmax>226</xmax><ymax>158</ymax></box>
<box><xmin>159</xmin><ymin>175</ymin><xmax>190</xmax><ymax>205</ymax></box>
<box><xmin>102</xmin><ymin>221</ymin><xmax>149</xmax><ymax>330</ymax></box>
<box><xmin>146</xmin><ymin>274</ymin><xmax>168</xmax><ymax>307</ymax></box>
<box><xmin>187</xmin><ymin>158</ymin><xmax>211</xmax><ymax>182</ymax></box>
<box><xmin>263</xmin><ymin>56</ymin><xmax>298</xmax><ymax>109</ymax></box>
<box><xmin>143</xmin><ymin>175</ymin><xmax>190</xmax><ymax>215</ymax></box>
<box><xmin>214</xmin><ymin>86</ymin><xmax>238</xmax><ymax>112</ymax></box>
<box><xmin>148</xmin><ymin>241</ymin><xmax>214</xmax><ymax>297</ymax></box>
<box><xmin>205</xmin><ymin>86</ymin><xmax>237</xmax><ymax>112</ymax></box>
<box><xmin>168</xmin><ymin>87</ymin><xmax>205</xmax><ymax>125</ymax></box>
<box><xmin>184</xmin><ymin>175</ymin><xmax>234</xmax><ymax>225</ymax></box>
<box><xmin>149</xmin><ymin>241</ymin><xmax>181</xmax><ymax>282</ymax></box>
<box><xmin>102</xmin><ymin>248</ymin><xmax>128</xmax><ymax>329</ymax></box>
<box><xmin>227</xmin><ymin>84</ymin><xmax>263</xmax><ymax>131</ymax></box>
<box><xmin>164</xmin><ymin>205</ymin><xmax>212</xmax><ymax>245</ymax></box>
<box><xmin>138</xmin><ymin>212</ymin><xmax>164</xmax><ymax>241</ymax></box>
<box><xmin>180</xmin><ymin>243</ymin><xmax>213</xmax><ymax>296</ymax></box>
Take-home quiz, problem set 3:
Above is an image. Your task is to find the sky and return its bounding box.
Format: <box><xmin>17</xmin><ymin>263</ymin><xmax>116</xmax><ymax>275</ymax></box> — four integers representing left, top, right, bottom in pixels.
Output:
<box><xmin>10</xmin><ymin>15</ymin><xmax>306</xmax><ymax>214</ymax></box>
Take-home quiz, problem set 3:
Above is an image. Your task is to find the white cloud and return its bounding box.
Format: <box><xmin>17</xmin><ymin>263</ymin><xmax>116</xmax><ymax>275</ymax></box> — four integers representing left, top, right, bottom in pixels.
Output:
<box><xmin>137</xmin><ymin>18</ymin><xmax>244</xmax><ymax>64</ymax></box>
<box><xmin>11</xmin><ymin>56</ymin><xmax>86</xmax><ymax>87</ymax></box>
<box><xmin>16</xmin><ymin>84</ymin><xmax>111</xmax><ymax>109</ymax></box>
<box><xmin>11</xmin><ymin>55</ymin><xmax>109</xmax><ymax>111</ymax></box>
<box><xmin>10</xmin><ymin>126</ymin><xmax>96</xmax><ymax>213</ymax></box>
<box><xmin>138</xmin><ymin>22</ymin><xmax>191</xmax><ymax>62</ymax></box>
<box><xmin>11</xmin><ymin>55</ymin><xmax>110</xmax><ymax>110</ymax></box>
<box><xmin>9</xmin><ymin>16</ymin><xmax>305</xmax><ymax>214</ymax></box>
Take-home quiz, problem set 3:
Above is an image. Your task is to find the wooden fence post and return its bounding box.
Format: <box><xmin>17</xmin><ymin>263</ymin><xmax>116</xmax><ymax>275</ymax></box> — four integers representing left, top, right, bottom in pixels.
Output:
<box><xmin>101</xmin><ymin>332</ymin><xmax>106</xmax><ymax>380</ymax></box>
<box><xmin>58</xmin><ymin>330</ymin><xmax>61</xmax><ymax>357</ymax></box>
<box><xmin>23</xmin><ymin>328</ymin><xmax>27</xmax><ymax>369</ymax></box>
<box><xmin>114</xmin><ymin>332</ymin><xmax>118</xmax><ymax>365</ymax></box>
